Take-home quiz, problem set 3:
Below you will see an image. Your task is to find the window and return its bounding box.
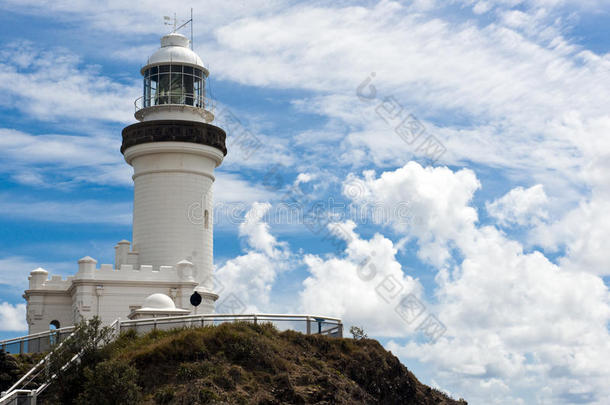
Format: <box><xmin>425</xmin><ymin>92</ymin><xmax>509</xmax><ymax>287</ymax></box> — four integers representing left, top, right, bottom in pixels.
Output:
<box><xmin>184</xmin><ymin>74</ymin><xmax>194</xmax><ymax>105</ymax></box>
<box><xmin>142</xmin><ymin>64</ymin><xmax>206</xmax><ymax>108</ymax></box>
<box><xmin>204</xmin><ymin>210</ymin><xmax>209</xmax><ymax>229</ymax></box>
<box><xmin>158</xmin><ymin>73</ymin><xmax>169</xmax><ymax>104</ymax></box>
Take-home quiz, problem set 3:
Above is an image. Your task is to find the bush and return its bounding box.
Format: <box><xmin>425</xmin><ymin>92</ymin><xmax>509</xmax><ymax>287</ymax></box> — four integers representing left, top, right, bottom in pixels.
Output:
<box><xmin>0</xmin><ymin>350</ymin><xmax>20</xmax><ymax>392</ymax></box>
<box><xmin>154</xmin><ymin>386</ymin><xmax>175</xmax><ymax>404</ymax></box>
<box><xmin>349</xmin><ymin>326</ymin><xmax>368</xmax><ymax>340</ymax></box>
<box><xmin>176</xmin><ymin>361</ymin><xmax>215</xmax><ymax>382</ymax></box>
<box><xmin>77</xmin><ymin>360</ymin><xmax>142</xmax><ymax>405</ymax></box>
<box><xmin>43</xmin><ymin>317</ymin><xmax>114</xmax><ymax>404</ymax></box>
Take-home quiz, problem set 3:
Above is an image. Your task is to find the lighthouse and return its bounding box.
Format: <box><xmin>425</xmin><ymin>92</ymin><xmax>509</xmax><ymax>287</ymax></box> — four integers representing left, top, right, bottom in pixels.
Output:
<box><xmin>23</xmin><ymin>30</ymin><xmax>227</xmax><ymax>332</ymax></box>
<box><xmin>122</xmin><ymin>31</ymin><xmax>226</xmax><ymax>305</ymax></box>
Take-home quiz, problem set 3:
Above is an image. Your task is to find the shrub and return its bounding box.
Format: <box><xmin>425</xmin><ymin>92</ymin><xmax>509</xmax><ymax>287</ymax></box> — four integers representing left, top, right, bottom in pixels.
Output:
<box><xmin>0</xmin><ymin>350</ymin><xmax>20</xmax><ymax>392</ymax></box>
<box><xmin>176</xmin><ymin>361</ymin><xmax>215</xmax><ymax>382</ymax></box>
<box><xmin>154</xmin><ymin>386</ymin><xmax>175</xmax><ymax>404</ymax></box>
<box><xmin>77</xmin><ymin>359</ymin><xmax>142</xmax><ymax>405</ymax></box>
<box><xmin>43</xmin><ymin>317</ymin><xmax>114</xmax><ymax>404</ymax></box>
<box><xmin>349</xmin><ymin>326</ymin><xmax>368</xmax><ymax>340</ymax></box>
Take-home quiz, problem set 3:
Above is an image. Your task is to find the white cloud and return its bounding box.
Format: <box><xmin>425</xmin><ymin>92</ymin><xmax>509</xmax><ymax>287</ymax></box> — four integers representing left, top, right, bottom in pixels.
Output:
<box><xmin>533</xmin><ymin>197</ymin><xmax>610</xmax><ymax>276</ymax></box>
<box><xmin>299</xmin><ymin>220</ymin><xmax>424</xmax><ymax>337</ymax></box>
<box><xmin>239</xmin><ymin>202</ymin><xmax>286</xmax><ymax>257</ymax></box>
<box><xmin>529</xmin><ymin>116</ymin><xmax>610</xmax><ymax>276</ymax></box>
<box><xmin>0</xmin><ymin>42</ymin><xmax>137</xmax><ymax>123</ymax></box>
<box><xmin>0</xmin><ymin>256</ymin><xmax>76</xmax><ymax>290</ymax></box>
<box><xmin>0</xmin><ymin>302</ymin><xmax>27</xmax><ymax>331</ymax></box>
<box><xmin>0</xmin><ymin>0</ymin><xmax>288</xmax><ymax>37</ymax></box>
<box><xmin>0</xmin><ymin>256</ymin><xmax>43</xmax><ymax>290</ymax></box>
<box><xmin>344</xmin><ymin>162</ymin><xmax>480</xmax><ymax>267</ymax></box>
<box><xmin>215</xmin><ymin>202</ymin><xmax>291</xmax><ymax>312</ymax></box>
<box><xmin>0</xmin><ymin>128</ymin><xmax>131</xmax><ymax>188</ymax></box>
<box><xmin>214</xmin><ymin>173</ymin><xmax>275</xmax><ymax>205</ymax></box>
<box><xmin>473</xmin><ymin>1</ymin><xmax>492</xmax><ymax>14</ymax></box>
<box><xmin>344</xmin><ymin>162</ymin><xmax>610</xmax><ymax>404</ymax></box>
<box><xmin>0</xmin><ymin>194</ymin><xmax>131</xmax><ymax>225</ymax></box>
<box><xmin>486</xmin><ymin>184</ymin><xmax>549</xmax><ymax>227</ymax></box>
<box><xmin>196</xmin><ymin>0</ymin><xmax>610</xmax><ymax>205</ymax></box>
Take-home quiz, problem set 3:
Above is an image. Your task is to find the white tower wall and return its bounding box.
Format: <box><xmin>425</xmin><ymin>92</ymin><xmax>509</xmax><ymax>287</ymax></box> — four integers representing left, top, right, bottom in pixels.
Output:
<box><xmin>124</xmin><ymin>142</ymin><xmax>223</xmax><ymax>289</ymax></box>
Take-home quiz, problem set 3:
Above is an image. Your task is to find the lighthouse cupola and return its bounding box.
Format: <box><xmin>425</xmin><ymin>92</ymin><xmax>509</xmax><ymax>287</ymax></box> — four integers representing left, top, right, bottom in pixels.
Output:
<box><xmin>135</xmin><ymin>32</ymin><xmax>213</xmax><ymax>123</ymax></box>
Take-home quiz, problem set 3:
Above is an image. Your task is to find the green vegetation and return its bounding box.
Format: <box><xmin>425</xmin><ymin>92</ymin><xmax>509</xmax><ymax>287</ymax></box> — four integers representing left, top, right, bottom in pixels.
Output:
<box><xmin>6</xmin><ymin>320</ymin><xmax>467</xmax><ymax>404</ymax></box>
<box><xmin>349</xmin><ymin>325</ymin><xmax>368</xmax><ymax>340</ymax></box>
<box><xmin>0</xmin><ymin>349</ymin><xmax>44</xmax><ymax>392</ymax></box>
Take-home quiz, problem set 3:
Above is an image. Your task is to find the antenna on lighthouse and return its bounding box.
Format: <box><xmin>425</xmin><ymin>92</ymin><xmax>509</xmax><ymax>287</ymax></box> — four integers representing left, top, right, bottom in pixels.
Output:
<box><xmin>163</xmin><ymin>14</ymin><xmax>177</xmax><ymax>32</ymax></box>
<box><xmin>164</xmin><ymin>10</ymin><xmax>194</xmax><ymax>49</ymax></box>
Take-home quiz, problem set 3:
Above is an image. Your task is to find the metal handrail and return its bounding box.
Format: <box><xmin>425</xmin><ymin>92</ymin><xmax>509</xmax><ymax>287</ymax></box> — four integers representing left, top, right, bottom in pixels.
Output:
<box><xmin>119</xmin><ymin>313</ymin><xmax>342</xmax><ymax>339</ymax></box>
<box><xmin>0</xmin><ymin>390</ymin><xmax>36</xmax><ymax>405</ymax></box>
<box><xmin>0</xmin><ymin>326</ymin><xmax>74</xmax><ymax>346</ymax></box>
<box><xmin>119</xmin><ymin>313</ymin><xmax>342</xmax><ymax>327</ymax></box>
<box><xmin>134</xmin><ymin>93</ymin><xmax>216</xmax><ymax>112</ymax></box>
<box><xmin>1</xmin><ymin>328</ymin><xmax>77</xmax><ymax>404</ymax></box>
<box><xmin>34</xmin><ymin>319</ymin><xmax>119</xmax><ymax>398</ymax></box>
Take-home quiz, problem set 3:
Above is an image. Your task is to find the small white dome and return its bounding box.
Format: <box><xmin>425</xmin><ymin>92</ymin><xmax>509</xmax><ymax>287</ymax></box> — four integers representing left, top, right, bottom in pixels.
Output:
<box><xmin>30</xmin><ymin>267</ymin><xmax>48</xmax><ymax>275</ymax></box>
<box><xmin>142</xmin><ymin>32</ymin><xmax>205</xmax><ymax>74</ymax></box>
<box><xmin>142</xmin><ymin>293</ymin><xmax>176</xmax><ymax>310</ymax></box>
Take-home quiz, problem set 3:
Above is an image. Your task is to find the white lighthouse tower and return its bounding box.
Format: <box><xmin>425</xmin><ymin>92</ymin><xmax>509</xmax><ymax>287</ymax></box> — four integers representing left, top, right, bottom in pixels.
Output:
<box><xmin>23</xmin><ymin>30</ymin><xmax>227</xmax><ymax>333</ymax></box>
<box><xmin>122</xmin><ymin>31</ymin><xmax>226</xmax><ymax>303</ymax></box>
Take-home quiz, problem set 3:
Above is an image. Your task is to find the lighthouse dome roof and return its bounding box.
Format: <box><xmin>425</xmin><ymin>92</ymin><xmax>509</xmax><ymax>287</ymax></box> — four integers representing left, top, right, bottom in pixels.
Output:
<box><xmin>142</xmin><ymin>293</ymin><xmax>176</xmax><ymax>310</ymax></box>
<box><xmin>141</xmin><ymin>32</ymin><xmax>205</xmax><ymax>75</ymax></box>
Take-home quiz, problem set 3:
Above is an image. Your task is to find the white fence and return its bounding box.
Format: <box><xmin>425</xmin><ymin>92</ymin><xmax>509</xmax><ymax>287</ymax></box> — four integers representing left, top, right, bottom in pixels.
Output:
<box><xmin>118</xmin><ymin>313</ymin><xmax>343</xmax><ymax>338</ymax></box>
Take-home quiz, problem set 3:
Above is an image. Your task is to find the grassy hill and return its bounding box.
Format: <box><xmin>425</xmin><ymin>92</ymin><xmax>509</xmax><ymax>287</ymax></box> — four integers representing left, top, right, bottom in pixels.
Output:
<box><xmin>7</xmin><ymin>322</ymin><xmax>467</xmax><ymax>404</ymax></box>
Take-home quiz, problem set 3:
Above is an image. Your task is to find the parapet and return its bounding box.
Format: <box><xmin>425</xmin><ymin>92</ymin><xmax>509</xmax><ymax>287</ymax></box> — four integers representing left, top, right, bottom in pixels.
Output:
<box><xmin>26</xmin><ymin>257</ymin><xmax>199</xmax><ymax>294</ymax></box>
<box><xmin>27</xmin><ymin>268</ymin><xmax>72</xmax><ymax>291</ymax></box>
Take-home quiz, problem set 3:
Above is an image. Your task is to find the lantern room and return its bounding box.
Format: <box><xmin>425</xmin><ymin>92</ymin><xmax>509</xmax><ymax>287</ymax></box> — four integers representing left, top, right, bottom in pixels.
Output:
<box><xmin>135</xmin><ymin>32</ymin><xmax>214</xmax><ymax>123</ymax></box>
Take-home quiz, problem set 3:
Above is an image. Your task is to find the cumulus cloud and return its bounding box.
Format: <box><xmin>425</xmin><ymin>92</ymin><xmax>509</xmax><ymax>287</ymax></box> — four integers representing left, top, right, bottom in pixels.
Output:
<box><xmin>344</xmin><ymin>162</ymin><xmax>480</xmax><ymax>267</ymax></box>
<box><xmin>533</xmin><ymin>198</ymin><xmax>610</xmax><ymax>276</ymax></box>
<box><xmin>392</xmin><ymin>223</ymin><xmax>610</xmax><ymax>404</ymax></box>
<box><xmin>299</xmin><ymin>220</ymin><xmax>424</xmax><ymax>337</ymax></box>
<box><xmin>345</xmin><ymin>162</ymin><xmax>610</xmax><ymax>404</ymax></box>
<box><xmin>238</xmin><ymin>202</ymin><xmax>287</xmax><ymax>257</ymax></box>
<box><xmin>215</xmin><ymin>202</ymin><xmax>291</xmax><ymax>312</ymax></box>
<box><xmin>0</xmin><ymin>302</ymin><xmax>27</xmax><ymax>331</ymax></box>
<box><xmin>531</xmin><ymin>116</ymin><xmax>610</xmax><ymax>276</ymax></box>
<box><xmin>486</xmin><ymin>184</ymin><xmax>549</xmax><ymax>227</ymax></box>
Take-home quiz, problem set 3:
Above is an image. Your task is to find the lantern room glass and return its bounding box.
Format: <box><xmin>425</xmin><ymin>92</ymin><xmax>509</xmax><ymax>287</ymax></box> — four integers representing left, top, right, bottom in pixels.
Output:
<box><xmin>143</xmin><ymin>65</ymin><xmax>205</xmax><ymax>108</ymax></box>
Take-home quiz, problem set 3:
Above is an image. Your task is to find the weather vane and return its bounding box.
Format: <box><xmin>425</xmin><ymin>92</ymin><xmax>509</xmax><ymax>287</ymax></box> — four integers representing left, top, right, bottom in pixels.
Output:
<box><xmin>163</xmin><ymin>9</ymin><xmax>194</xmax><ymax>49</ymax></box>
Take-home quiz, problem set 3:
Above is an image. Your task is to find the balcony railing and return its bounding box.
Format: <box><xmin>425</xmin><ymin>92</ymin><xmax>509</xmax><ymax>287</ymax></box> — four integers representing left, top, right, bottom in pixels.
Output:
<box><xmin>134</xmin><ymin>93</ymin><xmax>216</xmax><ymax>113</ymax></box>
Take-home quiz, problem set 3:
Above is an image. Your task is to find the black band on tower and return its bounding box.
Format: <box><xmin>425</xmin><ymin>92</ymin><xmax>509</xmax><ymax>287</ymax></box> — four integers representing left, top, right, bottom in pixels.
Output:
<box><xmin>121</xmin><ymin>120</ymin><xmax>227</xmax><ymax>155</ymax></box>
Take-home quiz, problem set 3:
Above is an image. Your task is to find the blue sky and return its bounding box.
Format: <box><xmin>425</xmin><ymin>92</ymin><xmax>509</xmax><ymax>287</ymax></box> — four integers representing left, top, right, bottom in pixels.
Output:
<box><xmin>1</xmin><ymin>1</ymin><xmax>610</xmax><ymax>404</ymax></box>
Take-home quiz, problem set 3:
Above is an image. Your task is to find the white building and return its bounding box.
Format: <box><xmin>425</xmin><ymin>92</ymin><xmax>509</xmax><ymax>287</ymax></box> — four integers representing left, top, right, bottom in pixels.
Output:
<box><xmin>23</xmin><ymin>31</ymin><xmax>227</xmax><ymax>333</ymax></box>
